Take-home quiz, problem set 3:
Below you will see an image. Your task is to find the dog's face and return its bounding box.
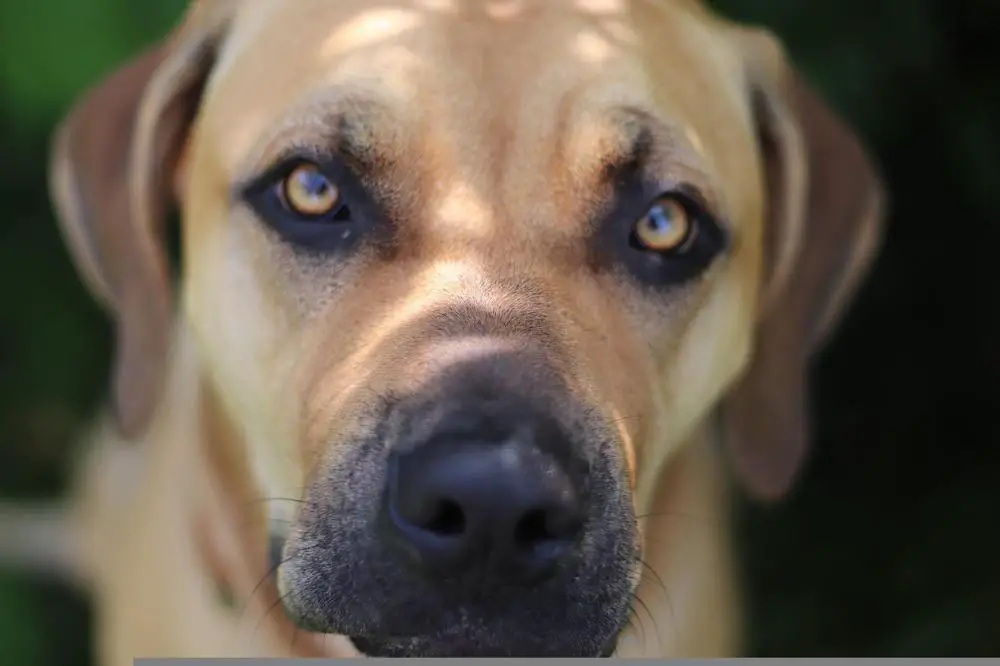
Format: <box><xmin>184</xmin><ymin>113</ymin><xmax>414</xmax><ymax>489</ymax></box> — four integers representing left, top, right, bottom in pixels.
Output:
<box><xmin>189</xmin><ymin>2</ymin><xmax>759</xmax><ymax>654</ymax></box>
<box><xmin>49</xmin><ymin>0</ymin><xmax>884</xmax><ymax>657</ymax></box>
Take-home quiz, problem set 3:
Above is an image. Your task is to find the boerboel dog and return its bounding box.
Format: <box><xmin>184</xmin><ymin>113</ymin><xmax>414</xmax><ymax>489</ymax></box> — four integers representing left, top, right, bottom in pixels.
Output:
<box><xmin>43</xmin><ymin>0</ymin><xmax>885</xmax><ymax>660</ymax></box>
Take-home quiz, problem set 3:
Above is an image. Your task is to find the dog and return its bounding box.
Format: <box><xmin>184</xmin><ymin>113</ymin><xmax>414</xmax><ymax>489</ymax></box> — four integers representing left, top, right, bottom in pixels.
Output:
<box><xmin>27</xmin><ymin>0</ymin><xmax>885</xmax><ymax>661</ymax></box>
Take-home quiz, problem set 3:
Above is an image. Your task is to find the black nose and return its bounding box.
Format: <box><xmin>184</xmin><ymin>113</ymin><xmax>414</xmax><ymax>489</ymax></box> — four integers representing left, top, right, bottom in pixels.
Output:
<box><xmin>385</xmin><ymin>424</ymin><xmax>585</xmax><ymax>581</ymax></box>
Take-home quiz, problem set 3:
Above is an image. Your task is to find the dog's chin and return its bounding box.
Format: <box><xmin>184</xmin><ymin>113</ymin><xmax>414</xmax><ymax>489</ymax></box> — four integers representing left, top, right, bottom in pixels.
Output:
<box><xmin>348</xmin><ymin>632</ymin><xmax>620</xmax><ymax>658</ymax></box>
<box><xmin>273</xmin><ymin>537</ymin><xmax>630</xmax><ymax>659</ymax></box>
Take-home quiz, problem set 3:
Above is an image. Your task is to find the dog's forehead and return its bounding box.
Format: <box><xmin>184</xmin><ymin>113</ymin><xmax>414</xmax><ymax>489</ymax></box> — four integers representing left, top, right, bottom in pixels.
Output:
<box><xmin>195</xmin><ymin>0</ymin><xmax>757</xmax><ymax>221</ymax></box>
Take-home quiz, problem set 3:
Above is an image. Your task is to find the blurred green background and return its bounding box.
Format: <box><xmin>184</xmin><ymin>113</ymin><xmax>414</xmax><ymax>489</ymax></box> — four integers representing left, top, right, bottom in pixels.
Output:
<box><xmin>1</xmin><ymin>0</ymin><xmax>998</xmax><ymax>663</ymax></box>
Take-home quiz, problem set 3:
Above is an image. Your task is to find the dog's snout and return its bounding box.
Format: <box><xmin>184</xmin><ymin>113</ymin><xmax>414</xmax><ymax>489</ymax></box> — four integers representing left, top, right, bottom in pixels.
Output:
<box><xmin>385</xmin><ymin>423</ymin><xmax>585</xmax><ymax>581</ymax></box>
<box><xmin>282</xmin><ymin>349</ymin><xmax>636</xmax><ymax>654</ymax></box>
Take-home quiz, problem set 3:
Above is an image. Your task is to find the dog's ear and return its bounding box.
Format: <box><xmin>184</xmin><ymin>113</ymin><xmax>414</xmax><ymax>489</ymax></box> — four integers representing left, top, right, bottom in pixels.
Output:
<box><xmin>721</xmin><ymin>28</ymin><xmax>887</xmax><ymax>501</ymax></box>
<box><xmin>48</xmin><ymin>6</ymin><xmax>229</xmax><ymax>439</ymax></box>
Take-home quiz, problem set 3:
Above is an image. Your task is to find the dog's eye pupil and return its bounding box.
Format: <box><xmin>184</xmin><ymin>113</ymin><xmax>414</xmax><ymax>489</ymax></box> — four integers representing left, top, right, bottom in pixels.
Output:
<box><xmin>281</xmin><ymin>164</ymin><xmax>342</xmax><ymax>218</ymax></box>
<box><xmin>631</xmin><ymin>197</ymin><xmax>695</xmax><ymax>253</ymax></box>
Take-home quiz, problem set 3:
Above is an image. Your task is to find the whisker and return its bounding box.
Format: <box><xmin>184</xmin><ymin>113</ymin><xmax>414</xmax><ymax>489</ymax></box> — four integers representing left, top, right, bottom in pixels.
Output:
<box><xmin>252</xmin><ymin>588</ymin><xmax>294</xmax><ymax>639</ymax></box>
<box><xmin>627</xmin><ymin>598</ymin><xmax>646</xmax><ymax>648</ymax></box>
<box><xmin>238</xmin><ymin>553</ymin><xmax>296</xmax><ymax>625</ymax></box>
<box><xmin>637</xmin><ymin>558</ymin><xmax>676</xmax><ymax>646</ymax></box>
<box><xmin>621</xmin><ymin>611</ymin><xmax>638</xmax><ymax>654</ymax></box>
<box><xmin>289</xmin><ymin>620</ymin><xmax>301</xmax><ymax>656</ymax></box>
<box><xmin>242</xmin><ymin>497</ymin><xmax>312</xmax><ymax>508</ymax></box>
<box><xmin>610</xmin><ymin>413</ymin><xmax>643</xmax><ymax>425</ymax></box>
<box><xmin>236</xmin><ymin>515</ymin><xmax>292</xmax><ymax>532</ymax></box>
<box><xmin>638</xmin><ymin>557</ymin><xmax>667</xmax><ymax>595</ymax></box>
<box><xmin>633</xmin><ymin>592</ymin><xmax>664</xmax><ymax>654</ymax></box>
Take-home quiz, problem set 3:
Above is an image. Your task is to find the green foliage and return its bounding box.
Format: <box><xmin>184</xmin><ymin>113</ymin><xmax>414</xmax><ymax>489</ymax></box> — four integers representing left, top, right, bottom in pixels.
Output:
<box><xmin>0</xmin><ymin>0</ymin><xmax>183</xmax><ymax>128</ymax></box>
<box><xmin>0</xmin><ymin>574</ymin><xmax>43</xmax><ymax>664</ymax></box>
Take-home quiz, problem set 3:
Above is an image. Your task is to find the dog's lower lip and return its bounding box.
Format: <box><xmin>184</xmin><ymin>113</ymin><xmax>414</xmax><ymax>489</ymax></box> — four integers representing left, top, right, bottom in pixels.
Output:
<box><xmin>348</xmin><ymin>634</ymin><xmax>618</xmax><ymax>658</ymax></box>
<box><xmin>348</xmin><ymin>635</ymin><xmax>413</xmax><ymax>657</ymax></box>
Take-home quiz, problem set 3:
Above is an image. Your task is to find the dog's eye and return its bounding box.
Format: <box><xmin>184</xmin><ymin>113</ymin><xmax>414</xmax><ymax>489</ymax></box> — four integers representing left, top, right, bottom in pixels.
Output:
<box><xmin>631</xmin><ymin>197</ymin><xmax>694</xmax><ymax>254</ymax></box>
<box><xmin>613</xmin><ymin>190</ymin><xmax>728</xmax><ymax>287</ymax></box>
<box><xmin>281</xmin><ymin>164</ymin><xmax>342</xmax><ymax>218</ymax></box>
<box><xmin>242</xmin><ymin>156</ymin><xmax>378</xmax><ymax>253</ymax></box>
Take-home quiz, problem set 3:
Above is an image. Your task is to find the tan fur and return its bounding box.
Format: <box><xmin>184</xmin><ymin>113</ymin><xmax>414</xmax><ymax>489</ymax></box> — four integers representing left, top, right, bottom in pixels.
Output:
<box><xmin>47</xmin><ymin>0</ymin><xmax>885</xmax><ymax>662</ymax></box>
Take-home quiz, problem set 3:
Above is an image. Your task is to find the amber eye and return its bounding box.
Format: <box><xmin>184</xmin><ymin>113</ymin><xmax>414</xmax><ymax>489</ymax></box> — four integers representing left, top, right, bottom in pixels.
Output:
<box><xmin>631</xmin><ymin>196</ymin><xmax>695</xmax><ymax>253</ymax></box>
<box><xmin>281</xmin><ymin>163</ymin><xmax>341</xmax><ymax>217</ymax></box>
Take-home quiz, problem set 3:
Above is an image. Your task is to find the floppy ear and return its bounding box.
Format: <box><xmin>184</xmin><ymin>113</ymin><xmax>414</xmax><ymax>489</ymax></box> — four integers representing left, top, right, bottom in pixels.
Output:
<box><xmin>48</xmin><ymin>6</ymin><xmax>228</xmax><ymax>440</ymax></box>
<box><xmin>721</xmin><ymin>28</ymin><xmax>887</xmax><ymax>501</ymax></box>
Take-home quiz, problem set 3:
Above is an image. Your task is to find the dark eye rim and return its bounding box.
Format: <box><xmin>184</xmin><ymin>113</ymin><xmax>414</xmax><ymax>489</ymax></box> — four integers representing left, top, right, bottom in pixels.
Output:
<box><xmin>239</xmin><ymin>153</ymin><xmax>381</xmax><ymax>252</ymax></box>
<box><xmin>599</xmin><ymin>181</ymin><xmax>731</xmax><ymax>288</ymax></box>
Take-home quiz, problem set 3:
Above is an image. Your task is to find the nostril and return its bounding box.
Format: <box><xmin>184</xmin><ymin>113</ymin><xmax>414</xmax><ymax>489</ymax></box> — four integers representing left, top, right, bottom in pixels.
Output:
<box><xmin>514</xmin><ymin>505</ymin><xmax>582</xmax><ymax>551</ymax></box>
<box><xmin>514</xmin><ymin>508</ymin><xmax>551</xmax><ymax>548</ymax></box>
<box><xmin>423</xmin><ymin>498</ymin><xmax>466</xmax><ymax>536</ymax></box>
<box><xmin>386</xmin><ymin>440</ymin><xmax>587</xmax><ymax>580</ymax></box>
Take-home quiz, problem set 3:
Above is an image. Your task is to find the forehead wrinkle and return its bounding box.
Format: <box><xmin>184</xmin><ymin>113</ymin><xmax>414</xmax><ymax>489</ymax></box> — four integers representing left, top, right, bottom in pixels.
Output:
<box><xmin>542</xmin><ymin>90</ymin><xmax>646</xmax><ymax>216</ymax></box>
<box><xmin>595</xmin><ymin>107</ymin><xmax>656</xmax><ymax>176</ymax></box>
<box><xmin>564</xmin><ymin>105</ymin><xmax>717</xmax><ymax>203</ymax></box>
<box><xmin>229</xmin><ymin>92</ymin><xmax>405</xmax><ymax>185</ymax></box>
<box><xmin>623</xmin><ymin>112</ymin><xmax>727</xmax><ymax>221</ymax></box>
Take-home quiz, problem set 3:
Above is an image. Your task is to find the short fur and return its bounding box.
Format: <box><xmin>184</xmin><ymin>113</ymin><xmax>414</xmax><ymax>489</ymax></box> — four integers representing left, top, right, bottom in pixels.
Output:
<box><xmin>40</xmin><ymin>0</ymin><xmax>884</xmax><ymax>661</ymax></box>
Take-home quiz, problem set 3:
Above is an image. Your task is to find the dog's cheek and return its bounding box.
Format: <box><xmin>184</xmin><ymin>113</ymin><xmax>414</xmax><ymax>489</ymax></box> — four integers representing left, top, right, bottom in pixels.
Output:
<box><xmin>633</xmin><ymin>268</ymin><xmax>755</xmax><ymax>498</ymax></box>
<box><xmin>182</xmin><ymin>216</ymin><xmax>309</xmax><ymax>508</ymax></box>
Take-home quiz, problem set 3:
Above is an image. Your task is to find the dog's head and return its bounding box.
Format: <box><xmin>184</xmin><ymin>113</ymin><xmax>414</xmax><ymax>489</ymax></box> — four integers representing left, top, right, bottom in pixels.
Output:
<box><xmin>49</xmin><ymin>0</ymin><xmax>884</xmax><ymax>657</ymax></box>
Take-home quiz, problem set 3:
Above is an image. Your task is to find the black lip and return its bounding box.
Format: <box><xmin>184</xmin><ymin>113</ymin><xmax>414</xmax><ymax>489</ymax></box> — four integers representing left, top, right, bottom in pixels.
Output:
<box><xmin>348</xmin><ymin>633</ymin><xmax>619</xmax><ymax>658</ymax></box>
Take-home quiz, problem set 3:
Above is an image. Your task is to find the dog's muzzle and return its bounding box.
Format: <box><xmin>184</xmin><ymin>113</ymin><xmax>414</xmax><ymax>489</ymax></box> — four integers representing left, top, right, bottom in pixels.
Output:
<box><xmin>274</xmin><ymin>350</ymin><xmax>639</xmax><ymax>656</ymax></box>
